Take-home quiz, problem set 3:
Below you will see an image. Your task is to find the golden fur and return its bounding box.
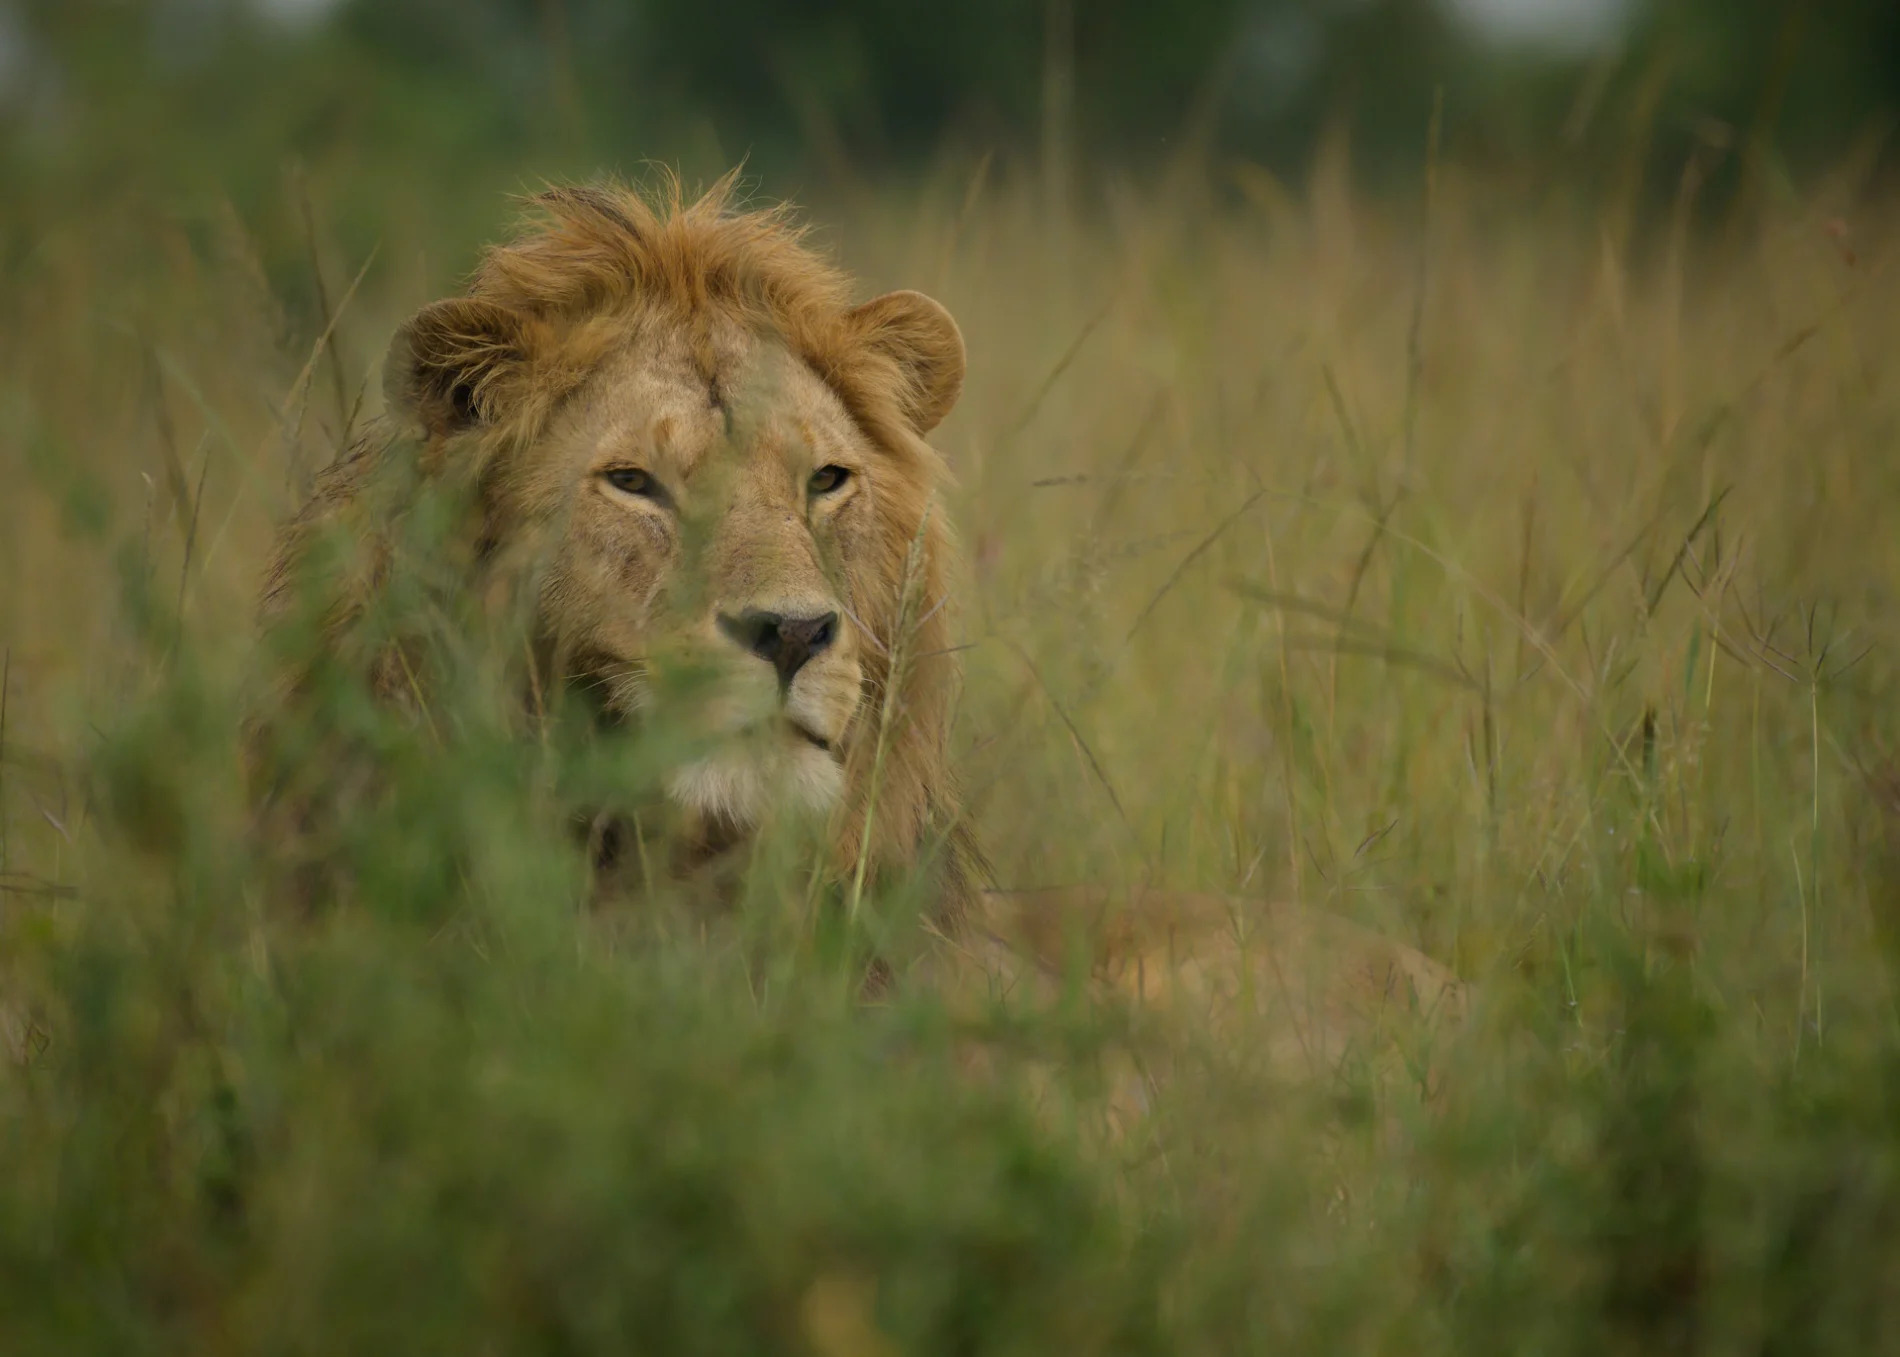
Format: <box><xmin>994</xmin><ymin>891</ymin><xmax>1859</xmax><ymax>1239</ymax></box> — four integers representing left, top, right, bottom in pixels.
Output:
<box><xmin>262</xmin><ymin>172</ymin><xmax>980</xmax><ymax>914</ymax></box>
<box><xmin>257</xmin><ymin>173</ymin><xmax>1466</xmax><ymax>1094</ymax></box>
<box><xmin>953</xmin><ymin>886</ymin><xmax>1467</xmax><ymax>1109</ymax></box>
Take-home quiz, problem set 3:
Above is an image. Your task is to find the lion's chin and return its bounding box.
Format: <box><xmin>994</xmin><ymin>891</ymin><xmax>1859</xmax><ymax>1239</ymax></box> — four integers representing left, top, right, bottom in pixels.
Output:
<box><xmin>665</xmin><ymin>739</ymin><xmax>844</xmax><ymax>829</ymax></box>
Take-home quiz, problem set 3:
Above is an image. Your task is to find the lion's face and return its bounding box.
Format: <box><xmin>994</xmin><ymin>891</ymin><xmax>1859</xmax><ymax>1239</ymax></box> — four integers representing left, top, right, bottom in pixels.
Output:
<box><xmin>347</xmin><ymin>184</ymin><xmax>970</xmax><ymax>890</ymax></box>
<box><xmin>517</xmin><ymin>317</ymin><xmax>885</xmax><ymax>827</ymax></box>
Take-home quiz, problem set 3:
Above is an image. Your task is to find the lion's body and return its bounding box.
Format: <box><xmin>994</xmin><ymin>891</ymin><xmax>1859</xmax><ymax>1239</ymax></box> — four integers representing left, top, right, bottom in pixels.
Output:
<box><xmin>963</xmin><ymin>886</ymin><xmax>1466</xmax><ymax>1073</ymax></box>
<box><xmin>258</xmin><ymin>175</ymin><xmax>1464</xmax><ymax>1100</ymax></box>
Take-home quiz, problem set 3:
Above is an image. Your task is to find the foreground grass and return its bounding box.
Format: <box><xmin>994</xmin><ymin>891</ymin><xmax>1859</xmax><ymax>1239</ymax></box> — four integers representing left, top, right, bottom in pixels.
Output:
<box><xmin>2</xmin><ymin>160</ymin><xmax>1899</xmax><ymax>1351</ymax></box>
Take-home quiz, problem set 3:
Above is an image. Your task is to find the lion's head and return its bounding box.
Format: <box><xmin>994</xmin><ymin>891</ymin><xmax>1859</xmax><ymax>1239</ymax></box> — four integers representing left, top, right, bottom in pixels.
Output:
<box><xmin>265</xmin><ymin>175</ymin><xmax>981</xmax><ymax>911</ymax></box>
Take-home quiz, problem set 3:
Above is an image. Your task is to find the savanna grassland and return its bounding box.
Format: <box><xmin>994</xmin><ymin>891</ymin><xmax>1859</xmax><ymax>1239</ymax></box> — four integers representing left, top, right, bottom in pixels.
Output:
<box><xmin>2</xmin><ymin>141</ymin><xmax>1899</xmax><ymax>1352</ymax></box>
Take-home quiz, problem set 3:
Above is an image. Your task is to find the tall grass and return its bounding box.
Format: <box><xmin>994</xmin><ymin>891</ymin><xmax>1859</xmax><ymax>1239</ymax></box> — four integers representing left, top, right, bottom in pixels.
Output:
<box><xmin>2</xmin><ymin>152</ymin><xmax>1898</xmax><ymax>1351</ymax></box>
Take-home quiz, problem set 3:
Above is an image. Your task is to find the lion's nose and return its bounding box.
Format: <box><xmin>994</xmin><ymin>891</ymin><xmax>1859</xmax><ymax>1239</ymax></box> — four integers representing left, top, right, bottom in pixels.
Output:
<box><xmin>717</xmin><ymin>608</ymin><xmax>839</xmax><ymax>688</ymax></box>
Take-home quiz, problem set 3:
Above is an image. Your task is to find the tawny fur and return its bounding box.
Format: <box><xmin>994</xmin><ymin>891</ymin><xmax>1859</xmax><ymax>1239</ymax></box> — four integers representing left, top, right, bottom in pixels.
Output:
<box><xmin>257</xmin><ymin>174</ymin><xmax>1466</xmax><ymax>1098</ymax></box>
<box><xmin>262</xmin><ymin>171</ymin><xmax>981</xmax><ymax>917</ymax></box>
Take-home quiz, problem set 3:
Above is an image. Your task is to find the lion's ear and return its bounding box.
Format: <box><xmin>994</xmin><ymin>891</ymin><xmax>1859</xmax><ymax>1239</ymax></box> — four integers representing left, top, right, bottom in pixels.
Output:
<box><xmin>382</xmin><ymin>298</ymin><xmax>533</xmax><ymax>439</ymax></box>
<box><xmin>844</xmin><ymin>289</ymin><xmax>965</xmax><ymax>435</ymax></box>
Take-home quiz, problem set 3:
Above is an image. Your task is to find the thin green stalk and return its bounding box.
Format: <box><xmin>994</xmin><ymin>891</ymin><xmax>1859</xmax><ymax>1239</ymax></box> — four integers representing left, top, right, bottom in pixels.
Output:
<box><xmin>847</xmin><ymin>502</ymin><xmax>934</xmax><ymax>925</ymax></box>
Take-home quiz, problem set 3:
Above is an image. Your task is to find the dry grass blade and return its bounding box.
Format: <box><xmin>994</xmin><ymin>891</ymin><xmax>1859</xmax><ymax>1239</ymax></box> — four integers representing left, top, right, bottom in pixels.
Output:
<box><xmin>1001</xmin><ymin>637</ymin><xmax>1140</xmax><ymax>860</ymax></box>
<box><xmin>1005</xmin><ymin>299</ymin><xmax>1113</xmax><ymax>437</ymax></box>
<box><xmin>0</xmin><ymin>873</ymin><xmax>76</xmax><ymax>901</ymax></box>
<box><xmin>1401</xmin><ymin>85</ymin><xmax>1444</xmax><ymax>477</ymax></box>
<box><xmin>297</xmin><ymin>178</ymin><xmax>352</xmax><ymax>432</ymax></box>
<box><xmin>1031</xmin><ymin>399</ymin><xmax>1167</xmax><ymax>492</ymax></box>
<box><xmin>279</xmin><ymin>243</ymin><xmax>381</xmax><ymax>462</ymax></box>
<box><xmin>1116</xmin><ymin>487</ymin><xmax>1268</xmax><ymax>656</ymax></box>
<box><xmin>1226</xmin><ymin>581</ymin><xmax>1392</xmax><ymax>640</ymax></box>
<box><xmin>1229</xmin><ymin>576</ymin><xmax>1488</xmax><ymax>697</ymax></box>
<box><xmin>142</xmin><ymin>342</ymin><xmax>195</xmax><ymax>544</ymax></box>
<box><xmin>1276</xmin><ymin>633</ymin><xmax>1484</xmax><ymax>693</ymax></box>
<box><xmin>1544</xmin><ymin>500</ymin><xmax>1676</xmax><ymax>644</ymax></box>
<box><xmin>934</xmin><ymin>149</ymin><xmax>994</xmax><ymax>290</ymax></box>
<box><xmin>848</xmin><ymin>503</ymin><xmax>936</xmax><ymax>923</ymax></box>
<box><xmin>1320</xmin><ymin>363</ymin><xmax>1368</xmax><ymax>467</ymax></box>
<box><xmin>339</xmin><ymin>370</ymin><xmax>375</xmax><ymax>463</ymax></box>
<box><xmin>169</xmin><ymin>435</ymin><xmax>213</xmax><ymax>651</ymax></box>
<box><xmin>1645</xmin><ymin>486</ymin><xmax>1731</xmax><ymax>615</ymax></box>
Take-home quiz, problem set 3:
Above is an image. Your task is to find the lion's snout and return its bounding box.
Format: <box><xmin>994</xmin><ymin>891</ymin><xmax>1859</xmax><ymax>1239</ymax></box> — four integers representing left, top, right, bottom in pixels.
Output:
<box><xmin>663</xmin><ymin>602</ymin><xmax>860</xmax><ymax>826</ymax></box>
<box><xmin>715</xmin><ymin>606</ymin><xmax>839</xmax><ymax>688</ymax></box>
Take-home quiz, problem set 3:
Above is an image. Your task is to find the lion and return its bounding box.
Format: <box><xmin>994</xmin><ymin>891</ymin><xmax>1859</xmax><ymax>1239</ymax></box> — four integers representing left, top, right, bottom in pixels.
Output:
<box><xmin>258</xmin><ymin>172</ymin><xmax>981</xmax><ymax>916</ymax></box>
<box><xmin>254</xmin><ymin>173</ymin><xmax>1467</xmax><ymax>1104</ymax></box>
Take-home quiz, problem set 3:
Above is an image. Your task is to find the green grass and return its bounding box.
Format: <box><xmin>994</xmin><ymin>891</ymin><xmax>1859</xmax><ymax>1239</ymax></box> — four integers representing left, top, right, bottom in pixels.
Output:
<box><xmin>2</xmin><ymin>154</ymin><xmax>1899</xmax><ymax>1352</ymax></box>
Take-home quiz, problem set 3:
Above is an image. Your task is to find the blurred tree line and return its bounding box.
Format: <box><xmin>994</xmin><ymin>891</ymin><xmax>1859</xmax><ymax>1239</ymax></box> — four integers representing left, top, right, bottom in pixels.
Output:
<box><xmin>0</xmin><ymin>0</ymin><xmax>1894</xmax><ymax>215</ymax></box>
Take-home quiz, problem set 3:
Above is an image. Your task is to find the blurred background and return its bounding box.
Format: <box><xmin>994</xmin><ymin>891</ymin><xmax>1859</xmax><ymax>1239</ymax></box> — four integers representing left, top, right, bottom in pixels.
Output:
<box><xmin>4</xmin><ymin>1</ymin><xmax>1896</xmax><ymax>233</ymax></box>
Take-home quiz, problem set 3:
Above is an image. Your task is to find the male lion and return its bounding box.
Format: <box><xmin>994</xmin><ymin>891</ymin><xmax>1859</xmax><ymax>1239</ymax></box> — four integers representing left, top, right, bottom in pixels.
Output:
<box><xmin>257</xmin><ymin>174</ymin><xmax>1466</xmax><ymax>1097</ymax></box>
<box><xmin>260</xmin><ymin>174</ymin><xmax>980</xmax><ymax>914</ymax></box>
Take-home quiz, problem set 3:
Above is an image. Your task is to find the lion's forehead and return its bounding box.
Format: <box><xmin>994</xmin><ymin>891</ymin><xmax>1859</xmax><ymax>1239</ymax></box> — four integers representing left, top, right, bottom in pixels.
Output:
<box><xmin>525</xmin><ymin>318</ymin><xmax>881</xmax><ymax>619</ymax></box>
<box><xmin>561</xmin><ymin>323</ymin><xmax>868</xmax><ymax>487</ymax></box>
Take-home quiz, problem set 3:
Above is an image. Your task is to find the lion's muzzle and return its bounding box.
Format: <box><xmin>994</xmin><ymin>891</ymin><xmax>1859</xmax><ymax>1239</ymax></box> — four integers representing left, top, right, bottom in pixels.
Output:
<box><xmin>715</xmin><ymin>607</ymin><xmax>839</xmax><ymax>689</ymax></box>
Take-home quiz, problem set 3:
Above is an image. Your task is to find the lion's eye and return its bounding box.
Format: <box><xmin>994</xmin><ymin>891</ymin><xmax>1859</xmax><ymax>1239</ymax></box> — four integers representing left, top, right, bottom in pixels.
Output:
<box><xmin>602</xmin><ymin>466</ymin><xmax>663</xmax><ymax>501</ymax></box>
<box><xmin>809</xmin><ymin>465</ymin><xmax>851</xmax><ymax>496</ymax></box>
